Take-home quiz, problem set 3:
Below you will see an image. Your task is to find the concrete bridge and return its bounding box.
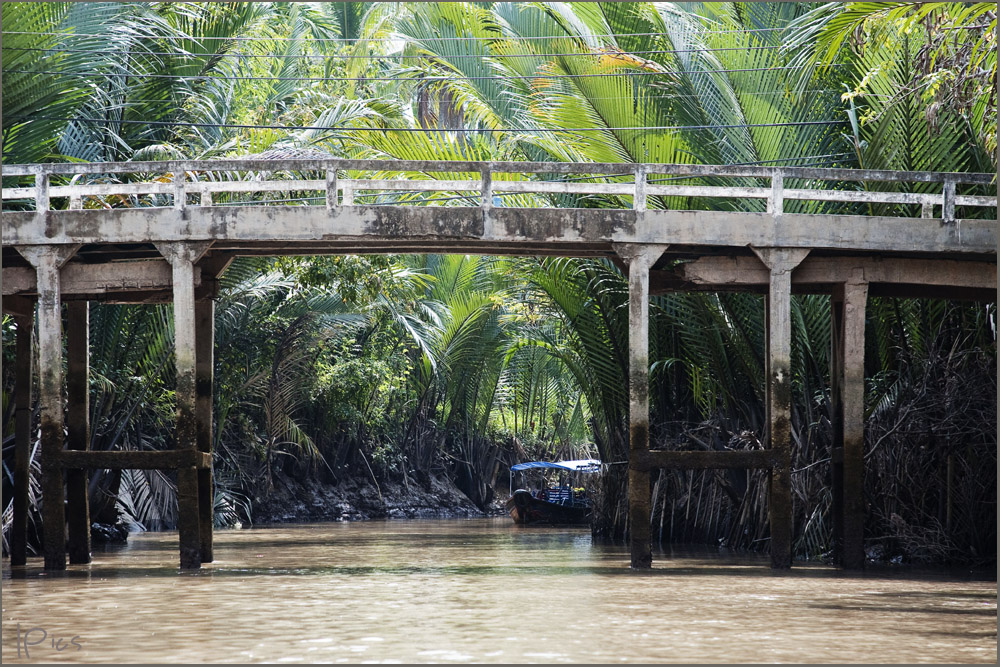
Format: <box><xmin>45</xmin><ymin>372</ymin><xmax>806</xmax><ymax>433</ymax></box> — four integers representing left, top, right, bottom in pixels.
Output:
<box><xmin>2</xmin><ymin>158</ymin><xmax>996</xmax><ymax>571</ymax></box>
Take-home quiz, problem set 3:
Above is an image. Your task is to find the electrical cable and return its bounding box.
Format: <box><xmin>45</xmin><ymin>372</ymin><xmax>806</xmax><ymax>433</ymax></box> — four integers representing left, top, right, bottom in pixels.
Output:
<box><xmin>5</xmin><ymin>44</ymin><xmax>786</xmax><ymax>59</ymax></box>
<box><xmin>4</xmin><ymin>114</ymin><xmax>849</xmax><ymax>133</ymax></box>
<box><xmin>6</xmin><ymin>62</ymin><xmax>841</xmax><ymax>84</ymax></box>
<box><xmin>2</xmin><ymin>27</ymin><xmax>794</xmax><ymax>43</ymax></box>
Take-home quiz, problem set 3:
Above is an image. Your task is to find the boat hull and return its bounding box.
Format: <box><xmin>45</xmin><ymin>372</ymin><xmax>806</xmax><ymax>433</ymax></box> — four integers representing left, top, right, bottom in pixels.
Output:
<box><xmin>506</xmin><ymin>489</ymin><xmax>590</xmax><ymax>525</ymax></box>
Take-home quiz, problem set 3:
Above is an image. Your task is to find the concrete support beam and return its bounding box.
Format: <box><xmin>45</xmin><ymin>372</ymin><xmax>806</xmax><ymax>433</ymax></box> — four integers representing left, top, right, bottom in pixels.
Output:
<box><xmin>752</xmin><ymin>247</ymin><xmax>810</xmax><ymax>569</ymax></box>
<box><xmin>3</xmin><ymin>260</ymin><xmax>189</xmax><ymax>296</ymax></box>
<box><xmin>11</xmin><ymin>310</ymin><xmax>34</xmax><ymax>567</ymax></box>
<box><xmin>616</xmin><ymin>243</ymin><xmax>668</xmax><ymax>569</ymax></box>
<box><xmin>831</xmin><ymin>279</ymin><xmax>869</xmax><ymax>569</ymax></box>
<box><xmin>17</xmin><ymin>245</ymin><xmax>79</xmax><ymax>570</ymax></box>
<box><xmin>633</xmin><ymin>449</ymin><xmax>779</xmax><ymax>470</ymax></box>
<box><xmin>156</xmin><ymin>241</ymin><xmax>210</xmax><ymax>569</ymax></box>
<box><xmin>676</xmin><ymin>256</ymin><xmax>996</xmax><ymax>292</ymax></box>
<box><xmin>65</xmin><ymin>301</ymin><xmax>92</xmax><ymax>564</ymax></box>
<box><xmin>58</xmin><ymin>449</ymin><xmax>212</xmax><ymax>469</ymax></box>
<box><xmin>195</xmin><ymin>298</ymin><xmax>215</xmax><ymax>563</ymax></box>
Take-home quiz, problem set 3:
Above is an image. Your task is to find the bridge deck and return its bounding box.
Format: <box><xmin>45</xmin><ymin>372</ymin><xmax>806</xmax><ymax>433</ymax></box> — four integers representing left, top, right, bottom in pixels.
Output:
<box><xmin>3</xmin><ymin>159</ymin><xmax>996</xmax><ymax>257</ymax></box>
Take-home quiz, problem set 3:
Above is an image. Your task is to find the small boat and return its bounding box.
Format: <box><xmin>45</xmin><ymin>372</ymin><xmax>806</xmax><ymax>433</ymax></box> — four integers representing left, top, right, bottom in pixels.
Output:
<box><xmin>506</xmin><ymin>459</ymin><xmax>601</xmax><ymax>525</ymax></box>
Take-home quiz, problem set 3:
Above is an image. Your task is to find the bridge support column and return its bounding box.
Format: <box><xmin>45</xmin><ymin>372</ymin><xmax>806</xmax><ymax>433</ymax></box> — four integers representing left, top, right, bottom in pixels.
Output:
<box><xmin>753</xmin><ymin>248</ymin><xmax>809</xmax><ymax>569</ymax></box>
<box><xmin>18</xmin><ymin>245</ymin><xmax>78</xmax><ymax>570</ymax></box>
<box><xmin>195</xmin><ymin>298</ymin><xmax>215</xmax><ymax>562</ymax></box>
<box><xmin>831</xmin><ymin>279</ymin><xmax>868</xmax><ymax>569</ymax></box>
<box><xmin>157</xmin><ymin>242</ymin><xmax>211</xmax><ymax>569</ymax></box>
<box><xmin>10</xmin><ymin>299</ymin><xmax>35</xmax><ymax>567</ymax></box>
<box><xmin>617</xmin><ymin>243</ymin><xmax>668</xmax><ymax>569</ymax></box>
<box><xmin>66</xmin><ymin>301</ymin><xmax>92</xmax><ymax>564</ymax></box>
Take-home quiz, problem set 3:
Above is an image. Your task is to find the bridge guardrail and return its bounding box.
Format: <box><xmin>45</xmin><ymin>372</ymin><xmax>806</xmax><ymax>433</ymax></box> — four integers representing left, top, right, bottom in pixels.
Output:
<box><xmin>2</xmin><ymin>160</ymin><xmax>996</xmax><ymax>224</ymax></box>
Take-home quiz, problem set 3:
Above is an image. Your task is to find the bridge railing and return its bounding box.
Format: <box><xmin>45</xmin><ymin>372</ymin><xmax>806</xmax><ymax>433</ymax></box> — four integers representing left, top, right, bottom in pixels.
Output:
<box><xmin>2</xmin><ymin>159</ymin><xmax>996</xmax><ymax>222</ymax></box>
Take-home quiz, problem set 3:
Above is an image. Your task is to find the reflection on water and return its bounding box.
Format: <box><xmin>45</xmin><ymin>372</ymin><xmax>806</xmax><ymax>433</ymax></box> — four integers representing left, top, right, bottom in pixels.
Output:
<box><xmin>2</xmin><ymin>519</ymin><xmax>995</xmax><ymax>663</ymax></box>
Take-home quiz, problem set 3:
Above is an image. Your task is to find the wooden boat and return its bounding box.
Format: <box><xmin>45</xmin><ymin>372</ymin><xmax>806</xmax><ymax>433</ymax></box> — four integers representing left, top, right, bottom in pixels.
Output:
<box><xmin>506</xmin><ymin>459</ymin><xmax>601</xmax><ymax>525</ymax></box>
<box><xmin>507</xmin><ymin>488</ymin><xmax>591</xmax><ymax>525</ymax></box>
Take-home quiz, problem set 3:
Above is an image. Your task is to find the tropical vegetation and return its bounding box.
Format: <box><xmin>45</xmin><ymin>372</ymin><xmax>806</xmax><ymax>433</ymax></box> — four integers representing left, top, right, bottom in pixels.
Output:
<box><xmin>2</xmin><ymin>2</ymin><xmax>996</xmax><ymax>565</ymax></box>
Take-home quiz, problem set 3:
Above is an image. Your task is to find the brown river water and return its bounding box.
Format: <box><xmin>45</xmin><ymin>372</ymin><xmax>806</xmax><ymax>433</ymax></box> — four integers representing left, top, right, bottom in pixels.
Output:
<box><xmin>2</xmin><ymin>518</ymin><xmax>996</xmax><ymax>663</ymax></box>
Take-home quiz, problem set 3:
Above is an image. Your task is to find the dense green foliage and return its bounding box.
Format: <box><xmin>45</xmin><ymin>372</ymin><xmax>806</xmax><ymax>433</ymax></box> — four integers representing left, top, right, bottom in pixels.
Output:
<box><xmin>2</xmin><ymin>2</ymin><xmax>995</xmax><ymax>564</ymax></box>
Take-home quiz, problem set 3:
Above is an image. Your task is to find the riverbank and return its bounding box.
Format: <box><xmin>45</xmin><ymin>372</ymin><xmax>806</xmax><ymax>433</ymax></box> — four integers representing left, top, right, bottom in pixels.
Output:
<box><xmin>251</xmin><ymin>473</ymin><xmax>497</xmax><ymax>524</ymax></box>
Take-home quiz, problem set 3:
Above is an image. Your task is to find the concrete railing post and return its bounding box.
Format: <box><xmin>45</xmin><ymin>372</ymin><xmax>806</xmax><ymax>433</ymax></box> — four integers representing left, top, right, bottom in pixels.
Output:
<box><xmin>325</xmin><ymin>170</ymin><xmax>338</xmax><ymax>210</ymax></box>
<box><xmin>17</xmin><ymin>244</ymin><xmax>79</xmax><ymax>570</ymax></box>
<box><xmin>156</xmin><ymin>241</ymin><xmax>211</xmax><ymax>568</ymax></box>
<box><xmin>633</xmin><ymin>165</ymin><xmax>647</xmax><ymax>212</ymax></box>
<box><xmin>752</xmin><ymin>247</ymin><xmax>809</xmax><ymax>569</ymax></box>
<box><xmin>942</xmin><ymin>178</ymin><xmax>956</xmax><ymax>223</ymax></box>
<box><xmin>481</xmin><ymin>168</ymin><xmax>494</xmax><ymax>238</ymax></box>
<box><xmin>768</xmin><ymin>170</ymin><xmax>784</xmax><ymax>216</ymax></box>
<box><xmin>35</xmin><ymin>168</ymin><xmax>50</xmax><ymax>213</ymax></box>
<box><xmin>480</xmin><ymin>168</ymin><xmax>493</xmax><ymax>210</ymax></box>
<box><xmin>66</xmin><ymin>301</ymin><xmax>92</xmax><ymax>564</ymax></box>
<box><xmin>173</xmin><ymin>171</ymin><xmax>186</xmax><ymax>212</ymax></box>
<box><xmin>831</xmin><ymin>277</ymin><xmax>868</xmax><ymax>569</ymax></box>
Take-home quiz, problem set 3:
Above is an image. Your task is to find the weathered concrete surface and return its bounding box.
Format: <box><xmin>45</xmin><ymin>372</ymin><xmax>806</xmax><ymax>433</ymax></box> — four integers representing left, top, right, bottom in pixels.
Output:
<box><xmin>195</xmin><ymin>298</ymin><xmax>214</xmax><ymax>563</ymax></box>
<box><xmin>752</xmin><ymin>247</ymin><xmax>810</xmax><ymax>569</ymax></box>
<box><xmin>676</xmin><ymin>256</ymin><xmax>997</xmax><ymax>291</ymax></box>
<box><xmin>617</xmin><ymin>243</ymin><xmax>668</xmax><ymax>569</ymax></box>
<box><xmin>3</xmin><ymin>260</ymin><xmax>190</xmax><ymax>296</ymax></box>
<box><xmin>3</xmin><ymin>207</ymin><xmax>994</xmax><ymax>256</ymax></box>
<box><xmin>66</xmin><ymin>301</ymin><xmax>92</xmax><ymax>564</ymax></box>
<box><xmin>18</xmin><ymin>245</ymin><xmax>79</xmax><ymax>570</ymax></box>
<box><xmin>11</xmin><ymin>309</ymin><xmax>34</xmax><ymax>567</ymax></box>
<box><xmin>156</xmin><ymin>242</ymin><xmax>211</xmax><ymax>569</ymax></box>
<box><xmin>831</xmin><ymin>280</ymin><xmax>869</xmax><ymax>570</ymax></box>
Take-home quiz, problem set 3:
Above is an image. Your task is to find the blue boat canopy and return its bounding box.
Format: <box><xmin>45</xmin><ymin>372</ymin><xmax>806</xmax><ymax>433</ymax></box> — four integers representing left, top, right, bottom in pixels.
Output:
<box><xmin>510</xmin><ymin>459</ymin><xmax>601</xmax><ymax>473</ymax></box>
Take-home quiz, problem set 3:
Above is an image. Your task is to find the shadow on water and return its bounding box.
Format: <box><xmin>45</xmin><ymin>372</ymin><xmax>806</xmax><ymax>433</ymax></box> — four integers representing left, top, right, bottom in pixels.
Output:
<box><xmin>4</xmin><ymin>520</ymin><xmax>995</xmax><ymax>586</ymax></box>
<box><xmin>5</xmin><ymin>557</ymin><xmax>995</xmax><ymax>585</ymax></box>
<box><xmin>808</xmin><ymin>601</ymin><xmax>997</xmax><ymax>616</ymax></box>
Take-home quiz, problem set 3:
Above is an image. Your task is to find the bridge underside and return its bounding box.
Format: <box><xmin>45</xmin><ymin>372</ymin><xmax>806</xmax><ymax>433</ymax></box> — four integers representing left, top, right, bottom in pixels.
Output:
<box><xmin>3</xmin><ymin>201</ymin><xmax>996</xmax><ymax>572</ymax></box>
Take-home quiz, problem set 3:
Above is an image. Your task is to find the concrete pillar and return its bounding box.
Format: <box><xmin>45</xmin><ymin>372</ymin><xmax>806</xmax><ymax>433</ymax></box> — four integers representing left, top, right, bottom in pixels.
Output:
<box><xmin>616</xmin><ymin>243</ymin><xmax>668</xmax><ymax>569</ymax></box>
<box><xmin>11</xmin><ymin>307</ymin><xmax>34</xmax><ymax>567</ymax></box>
<box><xmin>628</xmin><ymin>250</ymin><xmax>652</xmax><ymax>569</ymax></box>
<box><xmin>18</xmin><ymin>245</ymin><xmax>78</xmax><ymax>570</ymax></box>
<box><xmin>753</xmin><ymin>247</ymin><xmax>809</xmax><ymax>569</ymax></box>
<box><xmin>156</xmin><ymin>242</ymin><xmax>210</xmax><ymax>569</ymax></box>
<box><xmin>66</xmin><ymin>301</ymin><xmax>92</xmax><ymax>564</ymax></box>
<box><xmin>830</xmin><ymin>292</ymin><xmax>845</xmax><ymax>559</ymax></box>
<box><xmin>195</xmin><ymin>298</ymin><xmax>215</xmax><ymax>563</ymax></box>
<box><xmin>831</xmin><ymin>279</ymin><xmax>868</xmax><ymax>569</ymax></box>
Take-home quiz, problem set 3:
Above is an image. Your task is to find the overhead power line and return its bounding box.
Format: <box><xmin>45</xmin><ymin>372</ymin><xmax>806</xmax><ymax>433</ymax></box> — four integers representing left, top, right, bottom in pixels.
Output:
<box><xmin>4</xmin><ymin>115</ymin><xmax>849</xmax><ymax>133</ymax></box>
<box><xmin>7</xmin><ymin>63</ymin><xmax>841</xmax><ymax>84</ymax></box>
<box><xmin>5</xmin><ymin>44</ymin><xmax>787</xmax><ymax>59</ymax></box>
<box><xmin>2</xmin><ymin>27</ymin><xmax>791</xmax><ymax>43</ymax></box>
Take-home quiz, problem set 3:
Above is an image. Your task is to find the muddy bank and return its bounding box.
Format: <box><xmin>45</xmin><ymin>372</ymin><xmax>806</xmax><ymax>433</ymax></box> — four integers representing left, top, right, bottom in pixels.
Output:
<box><xmin>251</xmin><ymin>473</ymin><xmax>495</xmax><ymax>524</ymax></box>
